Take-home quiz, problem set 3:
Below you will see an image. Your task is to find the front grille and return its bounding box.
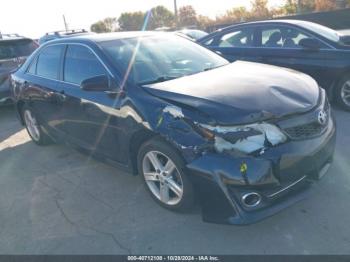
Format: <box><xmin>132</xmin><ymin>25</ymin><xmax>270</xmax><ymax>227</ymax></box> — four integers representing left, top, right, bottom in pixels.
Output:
<box><xmin>283</xmin><ymin>121</ymin><xmax>327</xmax><ymax>140</ymax></box>
<box><xmin>282</xmin><ymin>93</ymin><xmax>331</xmax><ymax>140</ymax></box>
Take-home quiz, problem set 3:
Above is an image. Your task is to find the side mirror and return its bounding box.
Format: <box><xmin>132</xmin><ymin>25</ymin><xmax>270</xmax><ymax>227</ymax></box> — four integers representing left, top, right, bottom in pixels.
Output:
<box><xmin>81</xmin><ymin>75</ymin><xmax>110</xmax><ymax>91</ymax></box>
<box><xmin>299</xmin><ymin>38</ymin><xmax>321</xmax><ymax>51</ymax></box>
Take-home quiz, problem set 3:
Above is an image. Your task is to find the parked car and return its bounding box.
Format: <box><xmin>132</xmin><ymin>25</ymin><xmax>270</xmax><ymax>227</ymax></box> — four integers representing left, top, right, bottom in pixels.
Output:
<box><xmin>0</xmin><ymin>33</ymin><xmax>38</xmax><ymax>106</ymax></box>
<box><xmin>176</xmin><ymin>29</ymin><xmax>208</xmax><ymax>41</ymax></box>
<box><xmin>338</xmin><ymin>29</ymin><xmax>350</xmax><ymax>36</ymax></box>
<box><xmin>198</xmin><ymin>20</ymin><xmax>350</xmax><ymax>110</ymax></box>
<box><xmin>154</xmin><ymin>28</ymin><xmax>208</xmax><ymax>41</ymax></box>
<box><xmin>11</xmin><ymin>32</ymin><xmax>335</xmax><ymax>224</ymax></box>
<box><xmin>38</xmin><ymin>29</ymin><xmax>93</xmax><ymax>45</ymax></box>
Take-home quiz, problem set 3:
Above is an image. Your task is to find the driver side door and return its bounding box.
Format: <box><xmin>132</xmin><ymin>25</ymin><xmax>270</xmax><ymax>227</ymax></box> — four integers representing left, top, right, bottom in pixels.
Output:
<box><xmin>58</xmin><ymin>44</ymin><xmax>123</xmax><ymax>160</ymax></box>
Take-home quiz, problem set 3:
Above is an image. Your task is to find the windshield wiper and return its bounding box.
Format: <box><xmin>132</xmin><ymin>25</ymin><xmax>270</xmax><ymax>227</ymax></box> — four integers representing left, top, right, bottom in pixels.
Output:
<box><xmin>203</xmin><ymin>64</ymin><xmax>227</xmax><ymax>72</ymax></box>
<box><xmin>138</xmin><ymin>76</ymin><xmax>178</xmax><ymax>85</ymax></box>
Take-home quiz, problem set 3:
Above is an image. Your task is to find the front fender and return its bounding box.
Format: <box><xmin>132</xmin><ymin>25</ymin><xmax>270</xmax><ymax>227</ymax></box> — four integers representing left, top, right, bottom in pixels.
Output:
<box><xmin>149</xmin><ymin>105</ymin><xmax>210</xmax><ymax>163</ymax></box>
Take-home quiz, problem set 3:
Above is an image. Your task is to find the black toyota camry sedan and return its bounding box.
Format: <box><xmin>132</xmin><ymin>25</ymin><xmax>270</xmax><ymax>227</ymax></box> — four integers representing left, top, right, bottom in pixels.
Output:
<box><xmin>198</xmin><ymin>20</ymin><xmax>350</xmax><ymax>110</ymax></box>
<box><xmin>10</xmin><ymin>32</ymin><xmax>335</xmax><ymax>225</ymax></box>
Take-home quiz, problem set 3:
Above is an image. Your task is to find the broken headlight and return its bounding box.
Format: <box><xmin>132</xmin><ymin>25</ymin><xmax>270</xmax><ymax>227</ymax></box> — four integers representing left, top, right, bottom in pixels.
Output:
<box><xmin>198</xmin><ymin>123</ymin><xmax>287</xmax><ymax>154</ymax></box>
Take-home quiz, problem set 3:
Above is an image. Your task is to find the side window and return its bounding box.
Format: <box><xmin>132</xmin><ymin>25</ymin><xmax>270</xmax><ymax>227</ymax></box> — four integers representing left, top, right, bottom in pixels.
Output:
<box><xmin>218</xmin><ymin>28</ymin><xmax>255</xmax><ymax>47</ymax></box>
<box><xmin>202</xmin><ymin>37</ymin><xmax>214</xmax><ymax>46</ymax></box>
<box><xmin>262</xmin><ymin>28</ymin><xmax>283</xmax><ymax>47</ymax></box>
<box><xmin>64</xmin><ymin>45</ymin><xmax>106</xmax><ymax>85</ymax></box>
<box><xmin>36</xmin><ymin>45</ymin><xmax>63</xmax><ymax>79</ymax></box>
<box><xmin>27</xmin><ymin>58</ymin><xmax>37</xmax><ymax>74</ymax></box>
<box><xmin>261</xmin><ymin>26</ymin><xmax>325</xmax><ymax>49</ymax></box>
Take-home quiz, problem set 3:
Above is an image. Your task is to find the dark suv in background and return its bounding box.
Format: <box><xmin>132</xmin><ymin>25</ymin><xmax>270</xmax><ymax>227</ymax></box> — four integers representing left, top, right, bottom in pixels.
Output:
<box><xmin>0</xmin><ymin>33</ymin><xmax>38</xmax><ymax>106</ymax></box>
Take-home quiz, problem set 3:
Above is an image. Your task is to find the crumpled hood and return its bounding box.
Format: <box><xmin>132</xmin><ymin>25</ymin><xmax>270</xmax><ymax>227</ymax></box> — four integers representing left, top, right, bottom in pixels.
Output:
<box><xmin>143</xmin><ymin>61</ymin><xmax>319</xmax><ymax>125</ymax></box>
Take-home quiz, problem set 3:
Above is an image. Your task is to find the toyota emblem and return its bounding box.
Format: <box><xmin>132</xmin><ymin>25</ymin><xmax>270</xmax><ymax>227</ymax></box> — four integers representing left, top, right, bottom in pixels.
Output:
<box><xmin>318</xmin><ymin>110</ymin><xmax>327</xmax><ymax>125</ymax></box>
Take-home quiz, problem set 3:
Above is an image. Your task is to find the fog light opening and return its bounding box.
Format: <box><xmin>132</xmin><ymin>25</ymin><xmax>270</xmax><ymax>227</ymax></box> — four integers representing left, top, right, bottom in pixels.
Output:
<box><xmin>242</xmin><ymin>192</ymin><xmax>262</xmax><ymax>207</ymax></box>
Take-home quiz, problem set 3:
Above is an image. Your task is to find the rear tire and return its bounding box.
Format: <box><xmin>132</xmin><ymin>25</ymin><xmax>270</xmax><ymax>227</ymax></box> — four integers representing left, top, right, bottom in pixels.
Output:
<box><xmin>137</xmin><ymin>137</ymin><xmax>195</xmax><ymax>212</ymax></box>
<box><xmin>335</xmin><ymin>74</ymin><xmax>350</xmax><ymax>111</ymax></box>
<box><xmin>22</xmin><ymin>105</ymin><xmax>52</xmax><ymax>145</ymax></box>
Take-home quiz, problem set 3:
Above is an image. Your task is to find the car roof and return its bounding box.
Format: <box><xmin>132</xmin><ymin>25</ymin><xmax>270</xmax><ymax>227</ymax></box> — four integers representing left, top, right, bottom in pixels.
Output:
<box><xmin>220</xmin><ymin>19</ymin><xmax>319</xmax><ymax>30</ymax></box>
<box><xmin>0</xmin><ymin>34</ymin><xmax>30</xmax><ymax>42</ymax></box>
<box><xmin>48</xmin><ymin>31</ymin><xmax>166</xmax><ymax>44</ymax></box>
<box><xmin>44</xmin><ymin>29</ymin><xmax>89</xmax><ymax>36</ymax></box>
<box><xmin>40</xmin><ymin>32</ymin><xmax>91</xmax><ymax>40</ymax></box>
<box><xmin>178</xmin><ymin>29</ymin><xmax>205</xmax><ymax>33</ymax></box>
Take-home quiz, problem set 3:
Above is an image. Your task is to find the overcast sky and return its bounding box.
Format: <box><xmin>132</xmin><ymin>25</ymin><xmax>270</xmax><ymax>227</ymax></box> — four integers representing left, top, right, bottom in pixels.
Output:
<box><xmin>1</xmin><ymin>0</ymin><xmax>283</xmax><ymax>38</ymax></box>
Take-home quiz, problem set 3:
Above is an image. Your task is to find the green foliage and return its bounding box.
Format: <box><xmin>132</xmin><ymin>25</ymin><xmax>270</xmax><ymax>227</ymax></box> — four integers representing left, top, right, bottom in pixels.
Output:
<box><xmin>103</xmin><ymin>17</ymin><xmax>117</xmax><ymax>31</ymax></box>
<box><xmin>315</xmin><ymin>0</ymin><xmax>337</xmax><ymax>11</ymax></box>
<box><xmin>91</xmin><ymin>21</ymin><xmax>108</xmax><ymax>33</ymax></box>
<box><xmin>299</xmin><ymin>0</ymin><xmax>316</xmax><ymax>13</ymax></box>
<box><xmin>227</xmin><ymin>7</ymin><xmax>251</xmax><ymax>21</ymax></box>
<box><xmin>91</xmin><ymin>1</ymin><xmax>349</xmax><ymax>33</ymax></box>
<box><xmin>281</xmin><ymin>0</ymin><xmax>315</xmax><ymax>14</ymax></box>
<box><xmin>117</xmin><ymin>6</ymin><xmax>175</xmax><ymax>31</ymax></box>
<box><xmin>250</xmin><ymin>0</ymin><xmax>271</xmax><ymax>19</ymax></box>
<box><xmin>216</xmin><ymin>7</ymin><xmax>250</xmax><ymax>24</ymax></box>
<box><xmin>118</xmin><ymin>11</ymin><xmax>145</xmax><ymax>31</ymax></box>
<box><xmin>148</xmin><ymin>6</ymin><xmax>175</xmax><ymax>30</ymax></box>
<box><xmin>282</xmin><ymin>0</ymin><xmax>298</xmax><ymax>14</ymax></box>
<box><xmin>178</xmin><ymin>5</ymin><xmax>198</xmax><ymax>27</ymax></box>
<box><xmin>197</xmin><ymin>15</ymin><xmax>214</xmax><ymax>30</ymax></box>
<box><xmin>91</xmin><ymin>17</ymin><xmax>117</xmax><ymax>33</ymax></box>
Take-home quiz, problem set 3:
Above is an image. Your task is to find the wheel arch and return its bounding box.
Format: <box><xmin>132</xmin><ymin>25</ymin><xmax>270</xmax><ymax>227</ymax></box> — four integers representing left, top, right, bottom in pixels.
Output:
<box><xmin>330</xmin><ymin>69</ymin><xmax>350</xmax><ymax>101</ymax></box>
<box><xmin>129</xmin><ymin>129</ymin><xmax>157</xmax><ymax>175</ymax></box>
<box><xmin>128</xmin><ymin>128</ymin><xmax>191</xmax><ymax>176</ymax></box>
<box><xmin>15</xmin><ymin>100</ymin><xmax>26</xmax><ymax>125</ymax></box>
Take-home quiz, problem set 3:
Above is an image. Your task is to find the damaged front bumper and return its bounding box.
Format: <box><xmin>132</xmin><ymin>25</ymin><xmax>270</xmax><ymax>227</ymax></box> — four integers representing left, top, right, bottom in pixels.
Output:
<box><xmin>186</xmin><ymin>115</ymin><xmax>336</xmax><ymax>225</ymax></box>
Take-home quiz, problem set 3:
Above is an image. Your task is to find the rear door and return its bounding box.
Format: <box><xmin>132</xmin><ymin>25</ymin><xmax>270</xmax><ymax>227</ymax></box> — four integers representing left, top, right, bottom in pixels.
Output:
<box><xmin>202</xmin><ymin>26</ymin><xmax>261</xmax><ymax>63</ymax></box>
<box><xmin>24</xmin><ymin>44</ymin><xmax>66</xmax><ymax>136</ymax></box>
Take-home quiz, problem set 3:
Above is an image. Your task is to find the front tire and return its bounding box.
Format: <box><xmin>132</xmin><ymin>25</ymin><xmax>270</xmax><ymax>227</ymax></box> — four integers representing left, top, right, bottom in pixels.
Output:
<box><xmin>22</xmin><ymin>105</ymin><xmax>52</xmax><ymax>145</ymax></box>
<box><xmin>137</xmin><ymin>138</ymin><xmax>195</xmax><ymax>212</ymax></box>
<box><xmin>335</xmin><ymin>74</ymin><xmax>350</xmax><ymax>111</ymax></box>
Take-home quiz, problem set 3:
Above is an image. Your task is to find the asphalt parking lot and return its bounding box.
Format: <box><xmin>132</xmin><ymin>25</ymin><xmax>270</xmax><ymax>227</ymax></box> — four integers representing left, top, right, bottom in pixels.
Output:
<box><xmin>0</xmin><ymin>106</ymin><xmax>350</xmax><ymax>255</ymax></box>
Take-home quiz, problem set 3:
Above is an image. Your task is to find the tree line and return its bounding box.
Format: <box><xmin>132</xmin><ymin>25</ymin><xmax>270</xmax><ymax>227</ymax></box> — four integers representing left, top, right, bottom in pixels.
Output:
<box><xmin>90</xmin><ymin>0</ymin><xmax>350</xmax><ymax>33</ymax></box>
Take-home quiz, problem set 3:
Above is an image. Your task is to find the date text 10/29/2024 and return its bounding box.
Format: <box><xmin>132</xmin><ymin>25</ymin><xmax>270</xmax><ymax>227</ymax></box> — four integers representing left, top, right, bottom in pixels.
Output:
<box><xmin>127</xmin><ymin>256</ymin><xmax>220</xmax><ymax>261</ymax></box>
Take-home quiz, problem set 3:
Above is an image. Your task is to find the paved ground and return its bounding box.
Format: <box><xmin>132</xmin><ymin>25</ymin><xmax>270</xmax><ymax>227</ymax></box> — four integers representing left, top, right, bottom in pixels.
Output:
<box><xmin>0</xmin><ymin>106</ymin><xmax>350</xmax><ymax>255</ymax></box>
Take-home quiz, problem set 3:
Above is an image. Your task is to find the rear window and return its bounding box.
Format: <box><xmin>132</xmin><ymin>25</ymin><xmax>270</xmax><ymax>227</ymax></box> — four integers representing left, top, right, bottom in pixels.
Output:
<box><xmin>297</xmin><ymin>21</ymin><xmax>340</xmax><ymax>43</ymax></box>
<box><xmin>36</xmin><ymin>45</ymin><xmax>64</xmax><ymax>80</ymax></box>
<box><xmin>0</xmin><ymin>39</ymin><xmax>37</xmax><ymax>60</ymax></box>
